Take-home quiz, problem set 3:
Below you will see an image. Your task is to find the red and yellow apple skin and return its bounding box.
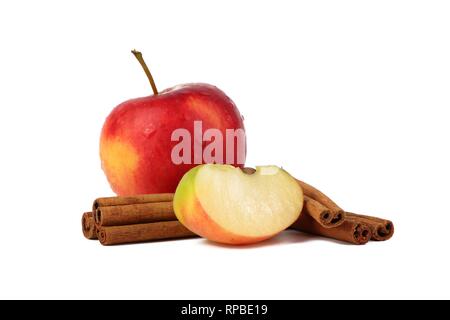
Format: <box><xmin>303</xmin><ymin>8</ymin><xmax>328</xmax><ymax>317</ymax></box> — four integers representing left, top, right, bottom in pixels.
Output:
<box><xmin>100</xmin><ymin>84</ymin><xmax>245</xmax><ymax>195</ymax></box>
<box><xmin>174</xmin><ymin>164</ymin><xmax>304</xmax><ymax>245</ymax></box>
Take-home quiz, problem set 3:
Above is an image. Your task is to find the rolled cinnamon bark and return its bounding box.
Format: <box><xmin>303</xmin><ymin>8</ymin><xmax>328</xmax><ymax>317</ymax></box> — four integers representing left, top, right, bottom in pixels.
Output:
<box><xmin>291</xmin><ymin>207</ymin><xmax>371</xmax><ymax>245</ymax></box>
<box><xmin>95</xmin><ymin>202</ymin><xmax>176</xmax><ymax>227</ymax></box>
<box><xmin>303</xmin><ymin>195</ymin><xmax>344</xmax><ymax>228</ymax></box>
<box><xmin>93</xmin><ymin>193</ymin><xmax>174</xmax><ymax>213</ymax></box>
<box><xmin>82</xmin><ymin>212</ymin><xmax>97</xmax><ymax>240</ymax></box>
<box><xmin>345</xmin><ymin>212</ymin><xmax>394</xmax><ymax>241</ymax></box>
<box><xmin>97</xmin><ymin>221</ymin><xmax>197</xmax><ymax>246</ymax></box>
<box><xmin>296</xmin><ymin>179</ymin><xmax>344</xmax><ymax>218</ymax></box>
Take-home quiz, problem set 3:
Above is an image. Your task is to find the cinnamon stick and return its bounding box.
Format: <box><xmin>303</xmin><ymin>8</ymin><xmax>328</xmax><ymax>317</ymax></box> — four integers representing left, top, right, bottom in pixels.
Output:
<box><xmin>93</xmin><ymin>193</ymin><xmax>174</xmax><ymax>213</ymax></box>
<box><xmin>82</xmin><ymin>212</ymin><xmax>97</xmax><ymax>240</ymax></box>
<box><xmin>296</xmin><ymin>179</ymin><xmax>345</xmax><ymax>219</ymax></box>
<box><xmin>291</xmin><ymin>200</ymin><xmax>371</xmax><ymax>245</ymax></box>
<box><xmin>95</xmin><ymin>202</ymin><xmax>176</xmax><ymax>227</ymax></box>
<box><xmin>303</xmin><ymin>195</ymin><xmax>344</xmax><ymax>228</ymax></box>
<box><xmin>97</xmin><ymin>221</ymin><xmax>197</xmax><ymax>246</ymax></box>
<box><xmin>345</xmin><ymin>212</ymin><xmax>394</xmax><ymax>241</ymax></box>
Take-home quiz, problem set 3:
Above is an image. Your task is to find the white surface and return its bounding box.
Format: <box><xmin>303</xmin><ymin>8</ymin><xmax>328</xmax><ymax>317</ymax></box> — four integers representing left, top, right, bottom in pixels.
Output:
<box><xmin>0</xmin><ymin>0</ymin><xmax>449</xmax><ymax>299</ymax></box>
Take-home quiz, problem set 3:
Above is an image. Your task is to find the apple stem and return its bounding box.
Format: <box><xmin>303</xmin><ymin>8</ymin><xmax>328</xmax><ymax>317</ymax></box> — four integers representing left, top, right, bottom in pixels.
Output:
<box><xmin>131</xmin><ymin>49</ymin><xmax>159</xmax><ymax>95</ymax></box>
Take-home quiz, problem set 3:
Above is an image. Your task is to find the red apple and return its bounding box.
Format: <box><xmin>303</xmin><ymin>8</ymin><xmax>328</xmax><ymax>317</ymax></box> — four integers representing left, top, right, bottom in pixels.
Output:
<box><xmin>100</xmin><ymin>51</ymin><xmax>246</xmax><ymax>195</ymax></box>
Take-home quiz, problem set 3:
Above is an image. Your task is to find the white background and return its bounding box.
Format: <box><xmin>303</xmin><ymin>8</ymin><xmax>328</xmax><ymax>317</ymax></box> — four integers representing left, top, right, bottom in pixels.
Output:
<box><xmin>0</xmin><ymin>0</ymin><xmax>449</xmax><ymax>299</ymax></box>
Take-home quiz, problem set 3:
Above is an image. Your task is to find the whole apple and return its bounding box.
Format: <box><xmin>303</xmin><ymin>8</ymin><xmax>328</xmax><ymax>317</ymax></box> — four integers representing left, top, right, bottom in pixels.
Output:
<box><xmin>100</xmin><ymin>51</ymin><xmax>246</xmax><ymax>195</ymax></box>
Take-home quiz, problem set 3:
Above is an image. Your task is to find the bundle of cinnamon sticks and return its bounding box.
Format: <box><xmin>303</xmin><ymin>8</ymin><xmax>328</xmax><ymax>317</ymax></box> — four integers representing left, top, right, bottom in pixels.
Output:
<box><xmin>291</xmin><ymin>179</ymin><xmax>394</xmax><ymax>244</ymax></box>
<box><xmin>82</xmin><ymin>177</ymin><xmax>394</xmax><ymax>246</ymax></box>
<box><xmin>82</xmin><ymin>193</ymin><xmax>196</xmax><ymax>245</ymax></box>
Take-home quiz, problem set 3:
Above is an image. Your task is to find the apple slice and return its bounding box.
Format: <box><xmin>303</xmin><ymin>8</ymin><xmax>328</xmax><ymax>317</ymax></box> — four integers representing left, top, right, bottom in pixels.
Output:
<box><xmin>173</xmin><ymin>164</ymin><xmax>303</xmax><ymax>245</ymax></box>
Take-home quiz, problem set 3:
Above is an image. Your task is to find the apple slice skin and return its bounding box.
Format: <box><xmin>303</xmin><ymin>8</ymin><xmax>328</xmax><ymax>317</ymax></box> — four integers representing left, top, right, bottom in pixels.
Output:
<box><xmin>174</xmin><ymin>165</ymin><xmax>303</xmax><ymax>245</ymax></box>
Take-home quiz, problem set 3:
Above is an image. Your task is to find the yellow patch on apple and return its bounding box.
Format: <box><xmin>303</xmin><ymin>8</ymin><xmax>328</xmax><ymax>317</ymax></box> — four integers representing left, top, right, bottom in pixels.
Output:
<box><xmin>100</xmin><ymin>138</ymin><xmax>140</xmax><ymax>194</ymax></box>
<box><xmin>173</xmin><ymin>164</ymin><xmax>304</xmax><ymax>245</ymax></box>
